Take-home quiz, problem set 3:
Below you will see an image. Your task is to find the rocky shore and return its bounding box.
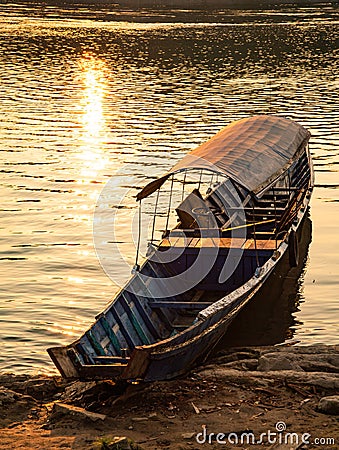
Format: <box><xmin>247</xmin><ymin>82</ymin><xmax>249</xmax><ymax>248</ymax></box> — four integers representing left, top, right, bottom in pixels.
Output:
<box><xmin>0</xmin><ymin>345</ymin><xmax>338</xmax><ymax>449</ymax></box>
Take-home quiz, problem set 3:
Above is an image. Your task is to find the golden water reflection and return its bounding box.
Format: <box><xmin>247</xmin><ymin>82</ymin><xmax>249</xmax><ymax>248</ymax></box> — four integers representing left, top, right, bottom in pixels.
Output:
<box><xmin>0</xmin><ymin>8</ymin><xmax>338</xmax><ymax>374</ymax></box>
<box><xmin>78</xmin><ymin>55</ymin><xmax>110</xmax><ymax>182</ymax></box>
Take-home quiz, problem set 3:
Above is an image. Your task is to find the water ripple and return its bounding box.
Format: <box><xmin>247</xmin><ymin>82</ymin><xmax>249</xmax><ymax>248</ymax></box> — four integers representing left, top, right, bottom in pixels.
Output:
<box><xmin>0</xmin><ymin>5</ymin><xmax>338</xmax><ymax>373</ymax></box>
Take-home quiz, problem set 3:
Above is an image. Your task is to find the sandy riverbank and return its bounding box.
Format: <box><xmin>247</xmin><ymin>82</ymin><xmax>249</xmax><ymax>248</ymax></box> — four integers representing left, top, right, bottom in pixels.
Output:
<box><xmin>0</xmin><ymin>345</ymin><xmax>338</xmax><ymax>449</ymax></box>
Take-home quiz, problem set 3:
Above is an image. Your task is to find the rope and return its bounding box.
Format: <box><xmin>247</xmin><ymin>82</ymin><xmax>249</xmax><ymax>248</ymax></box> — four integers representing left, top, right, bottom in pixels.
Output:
<box><xmin>272</xmin><ymin>188</ymin><xmax>278</xmax><ymax>249</ymax></box>
<box><xmin>198</xmin><ymin>169</ymin><xmax>203</xmax><ymax>190</ymax></box>
<box><xmin>222</xmin><ymin>218</ymin><xmax>275</xmax><ymax>232</ymax></box>
<box><xmin>165</xmin><ymin>175</ymin><xmax>174</xmax><ymax>233</ymax></box>
<box><xmin>151</xmin><ymin>189</ymin><xmax>160</xmax><ymax>243</ymax></box>
<box><xmin>209</xmin><ymin>173</ymin><xmax>214</xmax><ymax>190</ymax></box>
<box><xmin>134</xmin><ymin>200</ymin><xmax>142</xmax><ymax>271</ymax></box>
<box><xmin>252</xmin><ymin>202</ymin><xmax>260</xmax><ymax>267</ymax></box>
<box><xmin>181</xmin><ymin>171</ymin><xmax>187</xmax><ymax>202</ymax></box>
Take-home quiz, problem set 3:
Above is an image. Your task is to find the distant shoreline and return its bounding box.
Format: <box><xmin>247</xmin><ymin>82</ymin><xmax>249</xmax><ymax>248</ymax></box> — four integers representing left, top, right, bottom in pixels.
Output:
<box><xmin>5</xmin><ymin>0</ymin><xmax>338</xmax><ymax>9</ymax></box>
<box><xmin>108</xmin><ymin>0</ymin><xmax>338</xmax><ymax>7</ymax></box>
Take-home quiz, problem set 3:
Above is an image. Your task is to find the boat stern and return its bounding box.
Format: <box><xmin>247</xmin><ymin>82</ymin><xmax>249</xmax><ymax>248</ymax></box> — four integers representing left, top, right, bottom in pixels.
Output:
<box><xmin>47</xmin><ymin>345</ymin><xmax>80</xmax><ymax>378</ymax></box>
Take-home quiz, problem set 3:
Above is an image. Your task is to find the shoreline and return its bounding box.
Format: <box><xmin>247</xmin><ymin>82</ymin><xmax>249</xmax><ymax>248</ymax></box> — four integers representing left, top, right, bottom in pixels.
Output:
<box><xmin>1</xmin><ymin>344</ymin><xmax>338</xmax><ymax>449</ymax></box>
<box><xmin>101</xmin><ymin>0</ymin><xmax>338</xmax><ymax>7</ymax></box>
<box><xmin>4</xmin><ymin>0</ymin><xmax>338</xmax><ymax>8</ymax></box>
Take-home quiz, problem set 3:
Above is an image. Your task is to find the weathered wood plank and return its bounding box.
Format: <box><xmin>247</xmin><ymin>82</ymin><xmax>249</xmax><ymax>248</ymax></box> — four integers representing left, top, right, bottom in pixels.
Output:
<box><xmin>98</xmin><ymin>315</ymin><xmax>122</xmax><ymax>356</ymax></box>
<box><xmin>149</xmin><ymin>301</ymin><xmax>212</xmax><ymax>310</ymax></box>
<box><xmin>93</xmin><ymin>356</ymin><xmax>129</xmax><ymax>364</ymax></box>
<box><xmin>85</xmin><ymin>330</ymin><xmax>106</xmax><ymax>356</ymax></box>
<box><xmin>47</xmin><ymin>346</ymin><xmax>79</xmax><ymax>378</ymax></box>
<box><xmin>120</xmin><ymin>295</ymin><xmax>151</xmax><ymax>345</ymax></box>
<box><xmin>110</xmin><ymin>306</ymin><xmax>135</xmax><ymax>350</ymax></box>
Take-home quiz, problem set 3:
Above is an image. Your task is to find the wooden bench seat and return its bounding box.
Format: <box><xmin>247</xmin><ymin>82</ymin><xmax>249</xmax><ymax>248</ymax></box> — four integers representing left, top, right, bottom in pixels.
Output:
<box><xmin>159</xmin><ymin>237</ymin><xmax>282</xmax><ymax>250</ymax></box>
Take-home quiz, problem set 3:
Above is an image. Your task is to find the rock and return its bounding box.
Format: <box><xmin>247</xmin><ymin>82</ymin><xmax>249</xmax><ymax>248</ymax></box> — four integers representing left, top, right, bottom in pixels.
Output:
<box><xmin>214</xmin><ymin>350</ymin><xmax>260</xmax><ymax>365</ymax></box>
<box><xmin>257</xmin><ymin>347</ymin><xmax>339</xmax><ymax>373</ymax></box>
<box><xmin>156</xmin><ymin>439</ymin><xmax>171</xmax><ymax>446</ymax></box>
<box><xmin>0</xmin><ymin>388</ymin><xmax>38</xmax><ymax>426</ymax></box>
<box><xmin>60</xmin><ymin>380</ymin><xmax>124</xmax><ymax>408</ymax></box>
<box><xmin>0</xmin><ymin>374</ymin><xmax>64</xmax><ymax>402</ymax></box>
<box><xmin>105</xmin><ymin>437</ymin><xmax>130</xmax><ymax>450</ymax></box>
<box><xmin>7</xmin><ymin>422</ymin><xmax>21</xmax><ymax>429</ymax></box>
<box><xmin>197</xmin><ymin>368</ymin><xmax>339</xmax><ymax>390</ymax></box>
<box><xmin>191</xmin><ymin>402</ymin><xmax>200</xmax><ymax>414</ymax></box>
<box><xmin>318</xmin><ymin>396</ymin><xmax>339</xmax><ymax>415</ymax></box>
<box><xmin>282</xmin><ymin>351</ymin><xmax>338</xmax><ymax>373</ymax></box>
<box><xmin>23</xmin><ymin>378</ymin><xmax>62</xmax><ymax>401</ymax></box>
<box><xmin>258</xmin><ymin>355</ymin><xmax>303</xmax><ymax>371</ymax></box>
<box><xmin>131</xmin><ymin>417</ymin><xmax>149</xmax><ymax>422</ymax></box>
<box><xmin>241</xmin><ymin>358</ymin><xmax>259</xmax><ymax>371</ymax></box>
<box><xmin>216</xmin><ymin>346</ymin><xmax>339</xmax><ymax>373</ymax></box>
<box><xmin>284</xmin><ymin>344</ymin><xmax>339</xmax><ymax>355</ymax></box>
<box><xmin>49</xmin><ymin>402</ymin><xmax>106</xmax><ymax>423</ymax></box>
<box><xmin>0</xmin><ymin>387</ymin><xmax>19</xmax><ymax>404</ymax></box>
<box><xmin>182</xmin><ymin>432</ymin><xmax>195</xmax><ymax>439</ymax></box>
<box><xmin>94</xmin><ymin>436</ymin><xmax>141</xmax><ymax>450</ymax></box>
<box><xmin>220</xmin><ymin>359</ymin><xmax>258</xmax><ymax>371</ymax></box>
<box><xmin>61</xmin><ymin>381</ymin><xmax>98</xmax><ymax>402</ymax></box>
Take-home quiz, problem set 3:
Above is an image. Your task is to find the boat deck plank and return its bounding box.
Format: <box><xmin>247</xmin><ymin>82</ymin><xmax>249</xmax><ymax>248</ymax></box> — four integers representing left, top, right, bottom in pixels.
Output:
<box><xmin>159</xmin><ymin>237</ymin><xmax>281</xmax><ymax>250</ymax></box>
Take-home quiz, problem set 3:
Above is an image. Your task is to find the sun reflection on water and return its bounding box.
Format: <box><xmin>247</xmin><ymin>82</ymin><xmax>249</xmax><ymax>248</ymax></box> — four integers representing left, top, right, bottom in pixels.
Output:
<box><xmin>48</xmin><ymin>322</ymin><xmax>84</xmax><ymax>337</ymax></box>
<box><xmin>78</xmin><ymin>55</ymin><xmax>110</xmax><ymax>182</ymax></box>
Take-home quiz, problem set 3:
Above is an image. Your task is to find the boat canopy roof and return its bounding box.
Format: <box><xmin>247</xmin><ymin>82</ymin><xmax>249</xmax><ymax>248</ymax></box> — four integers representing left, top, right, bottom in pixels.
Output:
<box><xmin>136</xmin><ymin>115</ymin><xmax>311</xmax><ymax>200</ymax></box>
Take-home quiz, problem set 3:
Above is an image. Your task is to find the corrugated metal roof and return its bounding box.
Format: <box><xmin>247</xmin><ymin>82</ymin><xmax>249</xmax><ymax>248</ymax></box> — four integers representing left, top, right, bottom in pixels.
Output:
<box><xmin>136</xmin><ymin>115</ymin><xmax>310</xmax><ymax>200</ymax></box>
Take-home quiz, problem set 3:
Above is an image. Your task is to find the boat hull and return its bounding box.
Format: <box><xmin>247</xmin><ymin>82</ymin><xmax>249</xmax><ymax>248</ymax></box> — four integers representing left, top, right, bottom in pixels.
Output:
<box><xmin>47</xmin><ymin>115</ymin><xmax>314</xmax><ymax>381</ymax></box>
<box><xmin>120</xmin><ymin>192</ymin><xmax>312</xmax><ymax>381</ymax></box>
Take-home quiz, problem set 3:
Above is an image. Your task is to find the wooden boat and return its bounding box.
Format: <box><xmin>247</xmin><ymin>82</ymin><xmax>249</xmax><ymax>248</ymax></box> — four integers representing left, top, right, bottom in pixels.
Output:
<box><xmin>48</xmin><ymin>115</ymin><xmax>314</xmax><ymax>381</ymax></box>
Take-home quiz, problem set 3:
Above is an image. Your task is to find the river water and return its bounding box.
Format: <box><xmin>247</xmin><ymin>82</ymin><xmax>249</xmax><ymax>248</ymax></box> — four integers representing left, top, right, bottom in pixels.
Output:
<box><xmin>0</xmin><ymin>3</ymin><xmax>338</xmax><ymax>374</ymax></box>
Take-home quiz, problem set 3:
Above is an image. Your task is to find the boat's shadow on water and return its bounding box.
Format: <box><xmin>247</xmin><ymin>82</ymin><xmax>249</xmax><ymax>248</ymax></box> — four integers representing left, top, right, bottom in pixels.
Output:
<box><xmin>214</xmin><ymin>215</ymin><xmax>312</xmax><ymax>350</ymax></box>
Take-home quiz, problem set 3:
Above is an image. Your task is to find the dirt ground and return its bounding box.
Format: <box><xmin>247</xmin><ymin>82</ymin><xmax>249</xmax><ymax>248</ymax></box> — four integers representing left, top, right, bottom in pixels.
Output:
<box><xmin>0</xmin><ymin>345</ymin><xmax>338</xmax><ymax>450</ymax></box>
